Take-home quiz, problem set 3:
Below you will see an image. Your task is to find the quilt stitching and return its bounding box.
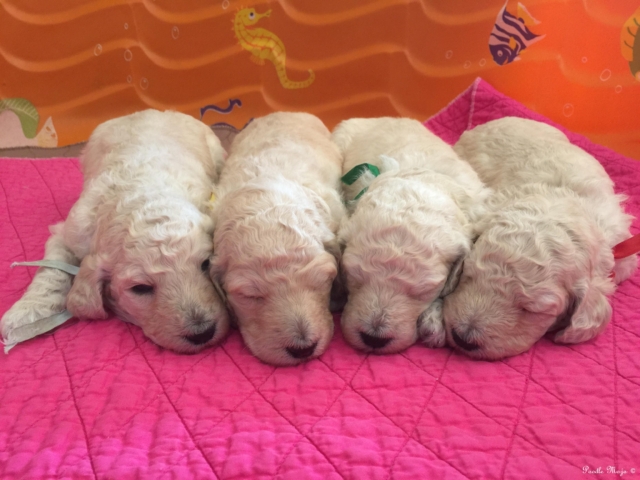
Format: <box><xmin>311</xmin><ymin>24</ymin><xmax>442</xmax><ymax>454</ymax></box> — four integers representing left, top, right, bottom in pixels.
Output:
<box><xmin>426</xmin><ymin>77</ymin><xmax>480</xmax><ymax>134</ymax></box>
<box><xmin>108</xmin><ymin>340</ymin><xmax>225</xmax><ymax>431</ymax></box>
<box><xmin>320</xmin><ymin>355</ymin><xmax>476</xmax><ymax>478</ymax></box>
<box><xmin>400</xmin><ymin>353</ymin><xmax>510</xmax><ymax>432</ymax></box>
<box><xmin>614</xmin><ymin>323</ymin><xmax>640</xmax><ymax>341</ymax></box>
<box><xmin>428</xmin><ymin>112</ymin><xmax>468</xmax><ymax>138</ymax></box>
<box><xmin>53</xmin><ymin>335</ymin><xmax>98</xmax><ymax>479</ymax></box>
<box><xmin>0</xmin><ymin>175</ymin><xmax>32</xmax><ymax>283</ymax></box>
<box><xmin>565</xmin><ymin>335</ymin><xmax>640</xmax><ymax>391</ymax></box>
<box><xmin>222</xmin><ymin>348</ymin><xmax>348</xmax><ymax>478</ymax></box>
<box><xmin>31</xmin><ymin>161</ymin><xmax>66</xmax><ymax>221</ymax></box>
<box><xmin>129</xmin><ymin>327</ymin><xmax>221</xmax><ymax>480</ymax></box>
<box><xmin>11</xmin><ymin>411</ymin><xmax>56</xmax><ymax>442</ymax></box>
<box><xmin>386</xmin><ymin>351</ymin><xmax>453</xmax><ymax>480</ymax></box>
<box><xmin>1</xmin><ymin>346</ymin><xmax>60</xmax><ymax>388</ymax></box>
<box><xmin>358</xmin><ymin>390</ymin><xmax>473</xmax><ymax>480</ymax></box>
<box><xmin>194</xmin><ymin>369</ymin><xmax>278</xmax><ymax>443</ymax></box>
<box><xmin>320</xmin><ymin>355</ymin><xmax>485</xmax><ymax>479</ymax></box>
<box><xmin>579</xmin><ymin>355</ymin><xmax>640</xmax><ymax>392</ymax></box>
<box><xmin>499</xmin><ymin>345</ymin><xmax>535</xmax><ymax>479</ymax></box>
<box><xmin>498</xmin><ymin>360</ymin><xmax>640</xmax><ymax>445</ymax></box>
<box><xmin>222</xmin><ymin>346</ymin><xmax>350</xmax><ymax>479</ymax></box>
<box><xmin>398</xmin><ymin>352</ymin><xmax>438</xmax><ymax>380</ymax></box>
<box><xmin>71</xmin><ymin>344</ymin><xmax>142</xmax><ymax>398</ymax></box>
<box><xmin>400</xmin><ymin>350</ymin><xmax>585</xmax><ymax>472</ymax></box>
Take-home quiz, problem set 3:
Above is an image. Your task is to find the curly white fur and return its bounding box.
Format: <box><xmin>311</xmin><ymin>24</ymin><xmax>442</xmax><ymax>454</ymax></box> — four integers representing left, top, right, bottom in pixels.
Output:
<box><xmin>332</xmin><ymin>117</ymin><xmax>491</xmax><ymax>354</ymax></box>
<box><xmin>444</xmin><ymin>117</ymin><xmax>638</xmax><ymax>360</ymax></box>
<box><xmin>210</xmin><ymin>112</ymin><xmax>345</xmax><ymax>366</ymax></box>
<box><xmin>1</xmin><ymin>109</ymin><xmax>230</xmax><ymax>353</ymax></box>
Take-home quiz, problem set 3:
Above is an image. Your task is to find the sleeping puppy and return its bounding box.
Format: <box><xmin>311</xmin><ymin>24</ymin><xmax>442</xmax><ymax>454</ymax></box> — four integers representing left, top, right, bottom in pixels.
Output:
<box><xmin>332</xmin><ymin>117</ymin><xmax>490</xmax><ymax>354</ymax></box>
<box><xmin>445</xmin><ymin>117</ymin><xmax>638</xmax><ymax>359</ymax></box>
<box><xmin>210</xmin><ymin>112</ymin><xmax>345</xmax><ymax>366</ymax></box>
<box><xmin>1</xmin><ymin>109</ymin><xmax>230</xmax><ymax>352</ymax></box>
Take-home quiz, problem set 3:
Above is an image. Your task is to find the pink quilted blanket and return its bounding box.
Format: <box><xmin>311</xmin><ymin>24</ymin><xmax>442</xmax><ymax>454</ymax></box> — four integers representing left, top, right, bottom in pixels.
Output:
<box><xmin>1</xmin><ymin>79</ymin><xmax>639</xmax><ymax>479</ymax></box>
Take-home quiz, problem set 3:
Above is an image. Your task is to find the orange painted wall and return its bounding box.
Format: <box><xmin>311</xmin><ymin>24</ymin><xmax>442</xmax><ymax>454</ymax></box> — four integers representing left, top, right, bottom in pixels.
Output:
<box><xmin>0</xmin><ymin>0</ymin><xmax>639</xmax><ymax>158</ymax></box>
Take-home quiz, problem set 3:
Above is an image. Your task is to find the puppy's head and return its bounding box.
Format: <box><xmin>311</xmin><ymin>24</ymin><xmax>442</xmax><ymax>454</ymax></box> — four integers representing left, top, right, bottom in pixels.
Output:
<box><xmin>211</xmin><ymin>183</ymin><xmax>339</xmax><ymax>365</ymax></box>
<box><xmin>340</xmin><ymin>189</ymin><xmax>470</xmax><ymax>354</ymax></box>
<box><xmin>66</xmin><ymin>200</ymin><xmax>230</xmax><ymax>353</ymax></box>
<box><xmin>443</xmin><ymin>196</ymin><xmax>614</xmax><ymax>360</ymax></box>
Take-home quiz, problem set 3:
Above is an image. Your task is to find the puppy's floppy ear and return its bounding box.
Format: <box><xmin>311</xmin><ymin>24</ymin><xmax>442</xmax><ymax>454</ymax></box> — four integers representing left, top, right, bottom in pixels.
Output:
<box><xmin>324</xmin><ymin>236</ymin><xmax>348</xmax><ymax>313</ymax></box>
<box><xmin>208</xmin><ymin>254</ymin><xmax>227</xmax><ymax>299</ymax></box>
<box><xmin>66</xmin><ymin>254</ymin><xmax>109</xmax><ymax>320</ymax></box>
<box><xmin>552</xmin><ymin>277</ymin><xmax>613</xmax><ymax>344</ymax></box>
<box><xmin>208</xmin><ymin>254</ymin><xmax>236</xmax><ymax>326</ymax></box>
<box><xmin>200</xmin><ymin>209</ymin><xmax>215</xmax><ymax>233</ymax></box>
<box><xmin>323</xmin><ymin>236</ymin><xmax>345</xmax><ymax>265</ymax></box>
<box><xmin>440</xmin><ymin>253</ymin><xmax>466</xmax><ymax>297</ymax></box>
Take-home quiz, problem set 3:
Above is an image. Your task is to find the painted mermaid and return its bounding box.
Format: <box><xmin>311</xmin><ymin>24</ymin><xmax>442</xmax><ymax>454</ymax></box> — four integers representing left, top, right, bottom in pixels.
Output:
<box><xmin>233</xmin><ymin>8</ymin><xmax>315</xmax><ymax>89</ymax></box>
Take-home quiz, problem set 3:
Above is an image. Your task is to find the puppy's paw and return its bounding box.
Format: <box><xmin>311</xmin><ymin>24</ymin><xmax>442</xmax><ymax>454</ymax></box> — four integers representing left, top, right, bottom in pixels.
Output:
<box><xmin>1</xmin><ymin>294</ymin><xmax>68</xmax><ymax>337</ymax></box>
<box><xmin>613</xmin><ymin>254</ymin><xmax>638</xmax><ymax>285</ymax></box>
<box><xmin>418</xmin><ymin>299</ymin><xmax>446</xmax><ymax>349</ymax></box>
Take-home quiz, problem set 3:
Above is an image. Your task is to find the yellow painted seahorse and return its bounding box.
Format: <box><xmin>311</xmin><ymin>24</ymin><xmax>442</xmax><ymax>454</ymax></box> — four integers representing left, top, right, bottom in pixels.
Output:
<box><xmin>233</xmin><ymin>7</ymin><xmax>315</xmax><ymax>89</ymax></box>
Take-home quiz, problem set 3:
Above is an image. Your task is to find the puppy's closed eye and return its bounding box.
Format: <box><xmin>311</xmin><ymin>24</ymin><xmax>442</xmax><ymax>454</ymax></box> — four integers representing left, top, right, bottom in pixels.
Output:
<box><xmin>518</xmin><ymin>296</ymin><xmax>563</xmax><ymax>316</ymax></box>
<box><xmin>201</xmin><ymin>259</ymin><xmax>210</xmax><ymax>272</ymax></box>
<box><xmin>235</xmin><ymin>292</ymin><xmax>265</xmax><ymax>303</ymax></box>
<box><xmin>131</xmin><ymin>284</ymin><xmax>154</xmax><ymax>295</ymax></box>
<box><xmin>226</xmin><ymin>276</ymin><xmax>266</xmax><ymax>304</ymax></box>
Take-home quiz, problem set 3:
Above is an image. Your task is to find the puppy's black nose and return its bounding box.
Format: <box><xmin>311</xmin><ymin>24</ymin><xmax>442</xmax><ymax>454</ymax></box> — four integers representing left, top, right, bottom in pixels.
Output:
<box><xmin>184</xmin><ymin>324</ymin><xmax>216</xmax><ymax>345</ymax></box>
<box><xmin>286</xmin><ymin>342</ymin><xmax>318</xmax><ymax>359</ymax></box>
<box><xmin>360</xmin><ymin>332</ymin><xmax>392</xmax><ymax>349</ymax></box>
<box><xmin>451</xmin><ymin>329</ymin><xmax>480</xmax><ymax>351</ymax></box>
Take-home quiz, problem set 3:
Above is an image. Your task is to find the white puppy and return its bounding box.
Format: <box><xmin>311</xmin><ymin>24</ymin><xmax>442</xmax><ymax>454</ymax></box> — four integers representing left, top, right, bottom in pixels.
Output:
<box><xmin>1</xmin><ymin>109</ymin><xmax>230</xmax><ymax>353</ymax></box>
<box><xmin>332</xmin><ymin>117</ymin><xmax>490</xmax><ymax>354</ymax></box>
<box><xmin>210</xmin><ymin>112</ymin><xmax>345</xmax><ymax>366</ymax></box>
<box><xmin>445</xmin><ymin>117</ymin><xmax>638</xmax><ymax>359</ymax></box>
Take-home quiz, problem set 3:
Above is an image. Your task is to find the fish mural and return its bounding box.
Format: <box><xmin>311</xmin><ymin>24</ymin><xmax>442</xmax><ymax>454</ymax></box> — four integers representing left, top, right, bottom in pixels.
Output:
<box><xmin>621</xmin><ymin>6</ymin><xmax>640</xmax><ymax>80</ymax></box>
<box><xmin>0</xmin><ymin>98</ymin><xmax>58</xmax><ymax>149</ymax></box>
<box><xmin>199</xmin><ymin>98</ymin><xmax>252</xmax><ymax>150</ymax></box>
<box><xmin>200</xmin><ymin>98</ymin><xmax>243</xmax><ymax>118</ymax></box>
<box><xmin>233</xmin><ymin>7</ymin><xmax>315</xmax><ymax>89</ymax></box>
<box><xmin>489</xmin><ymin>2</ymin><xmax>545</xmax><ymax>66</ymax></box>
<box><xmin>199</xmin><ymin>97</ymin><xmax>250</xmax><ymax>130</ymax></box>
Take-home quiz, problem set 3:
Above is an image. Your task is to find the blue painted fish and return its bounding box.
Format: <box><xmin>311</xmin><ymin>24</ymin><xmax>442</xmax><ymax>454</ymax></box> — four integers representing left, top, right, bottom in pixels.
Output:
<box><xmin>489</xmin><ymin>2</ymin><xmax>544</xmax><ymax>66</ymax></box>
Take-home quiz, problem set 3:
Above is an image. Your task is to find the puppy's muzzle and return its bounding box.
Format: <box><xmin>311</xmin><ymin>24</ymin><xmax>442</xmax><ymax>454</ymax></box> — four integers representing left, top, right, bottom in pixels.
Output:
<box><xmin>360</xmin><ymin>331</ymin><xmax>392</xmax><ymax>349</ymax></box>
<box><xmin>184</xmin><ymin>324</ymin><xmax>217</xmax><ymax>345</ymax></box>
<box><xmin>286</xmin><ymin>342</ymin><xmax>318</xmax><ymax>359</ymax></box>
<box><xmin>451</xmin><ymin>328</ymin><xmax>480</xmax><ymax>351</ymax></box>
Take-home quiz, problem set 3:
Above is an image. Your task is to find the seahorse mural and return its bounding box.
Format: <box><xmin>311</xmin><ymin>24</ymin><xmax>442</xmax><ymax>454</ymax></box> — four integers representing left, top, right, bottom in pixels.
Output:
<box><xmin>0</xmin><ymin>98</ymin><xmax>58</xmax><ymax>148</ymax></box>
<box><xmin>233</xmin><ymin>8</ymin><xmax>315</xmax><ymax>89</ymax></box>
